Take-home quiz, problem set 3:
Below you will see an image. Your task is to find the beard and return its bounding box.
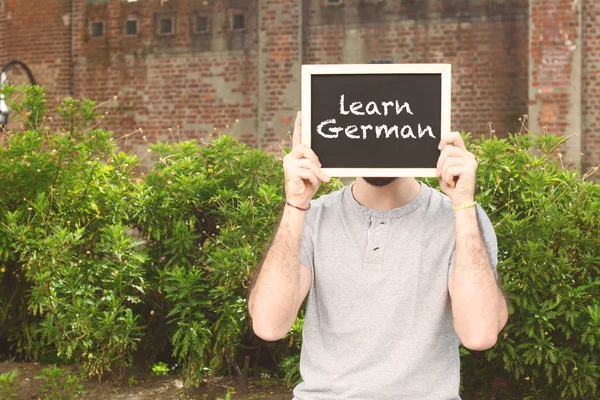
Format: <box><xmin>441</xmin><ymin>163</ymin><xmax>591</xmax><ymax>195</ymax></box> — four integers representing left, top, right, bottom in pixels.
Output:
<box><xmin>363</xmin><ymin>177</ymin><xmax>398</xmax><ymax>187</ymax></box>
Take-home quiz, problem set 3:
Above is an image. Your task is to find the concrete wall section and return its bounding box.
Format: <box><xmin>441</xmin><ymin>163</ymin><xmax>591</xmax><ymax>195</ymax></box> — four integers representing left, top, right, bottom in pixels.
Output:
<box><xmin>529</xmin><ymin>0</ymin><xmax>582</xmax><ymax>167</ymax></box>
<box><xmin>0</xmin><ymin>0</ymin><xmax>7</xmax><ymax>66</ymax></box>
<box><xmin>582</xmin><ymin>0</ymin><xmax>600</xmax><ymax>174</ymax></box>
<box><xmin>257</xmin><ymin>0</ymin><xmax>303</xmax><ymax>151</ymax></box>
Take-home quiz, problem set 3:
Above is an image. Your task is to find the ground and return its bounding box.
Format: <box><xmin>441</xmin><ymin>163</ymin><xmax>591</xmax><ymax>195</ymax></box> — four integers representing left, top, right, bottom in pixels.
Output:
<box><xmin>0</xmin><ymin>361</ymin><xmax>515</xmax><ymax>399</ymax></box>
<box><xmin>0</xmin><ymin>362</ymin><xmax>293</xmax><ymax>400</ymax></box>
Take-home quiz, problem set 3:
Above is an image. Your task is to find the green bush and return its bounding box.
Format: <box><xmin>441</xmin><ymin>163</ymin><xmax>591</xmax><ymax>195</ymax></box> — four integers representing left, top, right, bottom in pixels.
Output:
<box><xmin>0</xmin><ymin>85</ymin><xmax>342</xmax><ymax>385</ymax></box>
<box><xmin>1</xmin><ymin>86</ymin><xmax>597</xmax><ymax>399</ymax></box>
<box><xmin>151</xmin><ymin>361</ymin><xmax>171</xmax><ymax>376</ymax></box>
<box><xmin>131</xmin><ymin>135</ymin><xmax>341</xmax><ymax>385</ymax></box>
<box><xmin>34</xmin><ymin>365</ymin><xmax>85</xmax><ymax>400</ymax></box>
<box><xmin>480</xmin><ymin>133</ymin><xmax>599</xmax><ymax>399</ymax></box>
<box><xmin>277</xmin><ymin>314</ymin><xmax>304</xmax><ymax>387</ymax></box>
<box><xmin>0</xmin><ymin>85</ymin><xmax>144</xmax><ymax>378</ymax></box>
<box><xmin>0</xmin><ymin>371</ymin><xmax>19</xmax><ymax>399</ymax></box>
<box><xmin>427</xmin><ymin>132</ymin><xmax>600</xmax><ymax>399</ymax></box>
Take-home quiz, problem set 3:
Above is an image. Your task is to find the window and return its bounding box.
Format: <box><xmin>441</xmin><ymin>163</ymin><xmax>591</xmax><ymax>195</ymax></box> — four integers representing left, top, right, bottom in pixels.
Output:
<box><xmin>195</xmin><ymin>15</ymin><xmax>209</xmax><ymax>33</ymax></box>
<box><xmin>230</xmin><ymin>12</ymin><xmax>245</xmax><ymax>31</ymax></box>
<box><xmin>90</xmin><ymin>22</ymin><xmax>104</xmax><ymax>37</ymax></box>
<box><xmin>158</xmin><ymin>16</ymin><xmax>174</xmax><ymax>35</ymax></box>
<box><xmin>125</xmin><ymin>19</ymin><xmax>137</xmax><ymax>36</ymax></box>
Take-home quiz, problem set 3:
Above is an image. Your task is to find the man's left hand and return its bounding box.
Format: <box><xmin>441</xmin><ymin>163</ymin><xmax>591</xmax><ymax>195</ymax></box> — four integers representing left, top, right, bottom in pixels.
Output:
<box><xmin>436</xmin><ymin>131</ymin><xmax>477</xmax><ymax>206</ymax></box>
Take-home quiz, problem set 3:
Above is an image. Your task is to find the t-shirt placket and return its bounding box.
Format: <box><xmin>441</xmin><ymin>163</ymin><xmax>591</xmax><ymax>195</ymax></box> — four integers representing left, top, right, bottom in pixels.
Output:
<box><xmin>363</xmin><ymin>216</ymin><xmax>391</xmax><ymax>271</ymax></box>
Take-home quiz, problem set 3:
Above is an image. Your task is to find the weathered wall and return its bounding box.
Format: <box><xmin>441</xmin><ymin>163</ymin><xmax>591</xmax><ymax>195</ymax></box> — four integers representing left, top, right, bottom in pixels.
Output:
<box><xmin>529</xmin><ymin>0</ymin><xmax>582</xmax><ymax>167</ymax></box>
<box><xmin>1</xmin><ymin>0</ymin><xmax>531</xmax><ymax>150</ymax></box>
<box><xmin>2</xmin><ymin>0</ymin><xmax>597</xmax><ymax>177</ymax></box>
<box><xmin>1</xmin><ymin>0</ymin><xmax>72</xmax><ymax>102</ymax></box>
<box><xmin>258</xmin><ymin>0</ymin><xmax>303</xmax><ymax>150</ymax></box>
<box><xmin>72</xmin><ymin>0</ymin><xmax>259</xmax><ymax>162</ymax></box>
<box><xmin>582</xmin><ymin>0</ymin><xmax>600</xmax><ymax>175</ymax></box>
<box><xmin>305</xmin><ymin>0</ymin><xmax>529</xmax><ymax>139</ymax></box>
<box><xmin>0</xmin><ymin>1</ymin><xmax>7</xmax><ymax>65</ymax></box>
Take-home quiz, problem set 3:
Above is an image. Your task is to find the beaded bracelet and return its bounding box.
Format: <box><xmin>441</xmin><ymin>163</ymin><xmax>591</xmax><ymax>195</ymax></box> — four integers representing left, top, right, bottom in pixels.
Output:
<box><xmin>452</xmin><ymin>201</ymin><xmax>477</xmax><ymax>211</ymax></box>
<box><xmin>285</xmin><ymin>199</ymin><xmax>311</xmax><ymax>211</ymax></box>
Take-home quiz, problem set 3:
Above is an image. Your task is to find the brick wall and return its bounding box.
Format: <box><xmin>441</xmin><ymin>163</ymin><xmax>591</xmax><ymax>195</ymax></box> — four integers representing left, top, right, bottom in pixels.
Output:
<box><xmin>529</xmin><ymin>0</ymin><xmax>582</xmax><ymax>166</ymax></box>
<box><xmin>71</xmin><ymin>0</ymin><xmax>259</xmax><ymax>167</ymax></box>
<box><xmin>1</xmin><ymin>0</ymin><xmax>72</xmax><ymax>103</ymax></box>
<box><xmin>305</xmin><ymin>0</ymin><xmax>529</xmax><ymax>138</ymax></box>
<box><xmin>0</xmin><ymin>1</ymin><xmax>7</xmax><ymax>65</ymax></box>
<box><xmin>1</xmin><ymin>0</ymin><xmax>598</xmax><ymax>177</ymax></box>
<box><xmin>582</xmin><ymin>0</ymin><xmax>600</xmax><ymax>175</ymax></box>
<box><xmin>258</xmin><ymin>0</ymin><xmax>303</xmax><ymax>150</ymax></box>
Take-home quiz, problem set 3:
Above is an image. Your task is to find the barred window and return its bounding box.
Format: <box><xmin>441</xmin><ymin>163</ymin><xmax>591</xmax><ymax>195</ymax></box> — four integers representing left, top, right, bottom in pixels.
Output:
<box><xmin>158</xmin><ymin>16</ymin><xmax>174</xmax><ymax>35</ymax></box>
<box><xmin>91</xmin><ymin>22</ymin><xmax>104</xmax><ymax>37</ymax></box>
<box><xmin>125</xmin><ymin>19</ymin><xmax>138</xmax><ymax>36</ymax></box>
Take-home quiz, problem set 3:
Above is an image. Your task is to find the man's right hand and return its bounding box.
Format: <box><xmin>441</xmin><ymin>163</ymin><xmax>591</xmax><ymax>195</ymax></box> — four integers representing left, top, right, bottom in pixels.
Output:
<box><xmin>283</xmin><ymin>111</ymin><xmax>330</xmax><ymax>208</ymax></box>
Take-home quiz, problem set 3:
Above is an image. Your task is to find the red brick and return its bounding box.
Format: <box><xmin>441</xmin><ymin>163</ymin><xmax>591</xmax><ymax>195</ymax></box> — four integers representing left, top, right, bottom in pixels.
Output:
<box><xmin>0</xmin><ymin>0</ymin><xmax>597</xmax><ymax>178</ymax></box>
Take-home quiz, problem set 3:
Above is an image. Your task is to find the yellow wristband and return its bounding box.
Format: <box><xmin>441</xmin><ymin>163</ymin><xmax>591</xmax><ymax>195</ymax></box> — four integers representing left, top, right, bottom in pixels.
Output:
<box><xmin>452</xmin><ymin>201</ymin><xmax>477</xmax><ymax>211</ymax></box>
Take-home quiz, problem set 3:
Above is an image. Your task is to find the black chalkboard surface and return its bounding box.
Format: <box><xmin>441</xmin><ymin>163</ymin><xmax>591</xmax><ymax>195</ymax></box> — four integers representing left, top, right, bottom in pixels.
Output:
<box><xmin>301</xmin><ymin>64</ymin><xmax>451</xmax><ymax>177</ymax></box>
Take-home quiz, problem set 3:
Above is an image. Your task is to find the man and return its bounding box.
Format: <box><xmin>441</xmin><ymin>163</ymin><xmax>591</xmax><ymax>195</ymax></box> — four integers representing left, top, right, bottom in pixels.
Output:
<box><xmin>248</xmin><ymin>109</ymin><xmax>508</xmax><ymax>398</ymax></box>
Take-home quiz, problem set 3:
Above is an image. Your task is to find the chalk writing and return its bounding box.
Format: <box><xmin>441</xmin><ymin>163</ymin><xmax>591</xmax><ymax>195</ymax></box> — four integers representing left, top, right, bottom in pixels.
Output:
<box><xmin>318</xmin><ymin>120</ymin><xmax>435</xmax><ymax>140</ymax></box>
<box><xmin>317</xmin><ymin>94</ymin><xmax>435</xmax><ymax>140</ymax></box>
<box><xmin>339</xmin><ymin>95</ymin><xmax>414</xmax><ymax>116</ymax></box>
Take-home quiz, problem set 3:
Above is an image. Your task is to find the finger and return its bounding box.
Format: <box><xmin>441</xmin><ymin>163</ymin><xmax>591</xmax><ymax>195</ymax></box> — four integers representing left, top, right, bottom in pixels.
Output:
<box><xmin>447</xmin><ymin>165</ymin><xmax>466</xmax><ymax>188</ymax></box>
<box><xmin>319</xmin><ymin>169</ymin><xmax>331</xmax><ymax>183</ymax></box>
<box><xmin>442</xmin><ymin>160</ymin><xmax>473</xmax><ymax>189</ymax></box>
<box><xmin>290</xmin><ymin>143</ymin><xmax>321</xmax><ymax>167</ymax></box>
<box><xmin>297</xmin><ymin>167</ymin><xmax>319</xmax><ymax>188</ymax></box>
<box><xmin>440</xmin><ymin>157</ymin><xmax>467</xmax><ymax>187</ymax></box>
<box><xmin>436</xmin><ymin>145</ymin><xmax>466</xmax><ymax>176</ymax></box>
<box><xmin>438</xmin><ymin>178</ymin><xmax>451</xmax><ymax>193</ymax></box>
<box><xmin>442</xmin><ymin>166</ymin><xmax>458</xmax><ymax>188</ymax></box>
<box><xmin>292</xmin><ymin>111</ymin><xmax>302</xmax><ymax>148</ymax></box>
<box><xmin>440</xmin><ymin>158</ymin><xmax>464</xmax><ymax>187</ymax></box>
<box><xmin>291</xmin><ymin>159</ymin><xmax>330</xmax><ymax>183</ymax></box>
<box><xmin>438</xmin><ymin>131</ymin><xmax>466</xmax><ymax>151</ymax></box>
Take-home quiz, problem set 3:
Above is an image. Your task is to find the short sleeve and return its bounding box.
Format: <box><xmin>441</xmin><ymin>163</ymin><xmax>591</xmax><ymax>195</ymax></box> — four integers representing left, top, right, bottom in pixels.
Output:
<box><xmin>448</xmin><ymin>205</ymin><xmax>498</xmax><ymax>278</ymax></box>
<box><xmin>299</xmin><ymin>218</ymin><xmax>314</xmax><ymax>272</ymax></box>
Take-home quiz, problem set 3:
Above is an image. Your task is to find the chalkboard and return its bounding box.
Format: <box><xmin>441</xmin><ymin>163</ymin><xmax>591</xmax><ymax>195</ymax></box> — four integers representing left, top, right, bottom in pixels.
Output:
<box><xmin>301</xmin><ymin>64</ymin><xmax>451</xmax><ymax>177</ymax></box>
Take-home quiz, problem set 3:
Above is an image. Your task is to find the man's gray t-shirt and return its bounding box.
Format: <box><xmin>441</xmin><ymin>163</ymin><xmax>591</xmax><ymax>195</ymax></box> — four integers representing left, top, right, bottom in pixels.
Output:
<box><xmin>294</xmin><ymin>182</ymin><xmax>498</xmax><ymax>400</ymax></box>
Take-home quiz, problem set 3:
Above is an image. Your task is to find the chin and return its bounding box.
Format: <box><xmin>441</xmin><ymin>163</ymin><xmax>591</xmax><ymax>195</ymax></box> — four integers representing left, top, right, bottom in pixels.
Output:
<box><xmin>363</xmin><ymin>177</ymin><xmax>398</xmax><ymax>187</ymax></box>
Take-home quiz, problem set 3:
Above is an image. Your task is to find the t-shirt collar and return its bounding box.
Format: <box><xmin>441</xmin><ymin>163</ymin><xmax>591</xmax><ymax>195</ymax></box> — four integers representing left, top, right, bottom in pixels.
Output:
<box><xmin>342</xmin><ymin>180</ymin><xmax>430</xmax><ymax>219</ymax></box>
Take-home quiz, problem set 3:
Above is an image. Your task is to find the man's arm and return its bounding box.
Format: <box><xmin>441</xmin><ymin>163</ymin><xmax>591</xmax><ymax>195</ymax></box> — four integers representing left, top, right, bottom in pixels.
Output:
<box><xmin>248</xmin><ymin>111</ymin><xmax>328</xmax><ymax>341</ymax></box>
<box><xmin>449</xmin><ymin>208</ymin><xmax>508</xmax><ymax>350</ymax></box>
<box><xmin>437</xmin><ymin>131</ymin><xmax>508</xmax><ymax>351</ymax></box>
<box><xmin>248</xmin><ymin>206</ymin><xmax>312</xmax><ymax>341</ymax></box>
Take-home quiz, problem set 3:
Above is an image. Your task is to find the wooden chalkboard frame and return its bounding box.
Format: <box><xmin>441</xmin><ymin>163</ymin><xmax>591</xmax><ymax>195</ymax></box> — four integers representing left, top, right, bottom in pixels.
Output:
<box><xmin>301</xmin><ymin>64</ymin><xmax>451</xmax><ymax>177</ymax></box>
